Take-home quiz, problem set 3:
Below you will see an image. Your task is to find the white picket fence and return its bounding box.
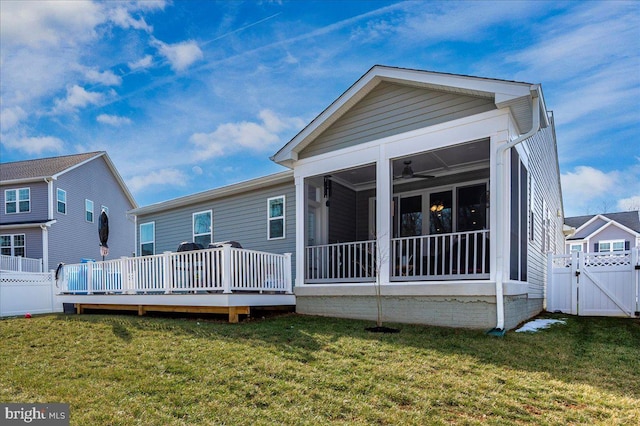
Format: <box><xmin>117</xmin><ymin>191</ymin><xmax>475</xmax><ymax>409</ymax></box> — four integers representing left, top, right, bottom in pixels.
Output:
<box><xmin>0</xmin><ymin>254</ymin><xmax>43</xmax><ymax>272</ymax></box>
<box><xmin>0</xmin><ymin>271</ymin><xmax>60</xmax><ymax>317</ymax></box>
<box><xmin>547</xmin><ymin>248</ymin><xmax>640</xmax><ymax>317</ymax></box>
<box><xmin>59</xmin><ymin>245</ymin><xmax>293</xmax><ymax>295</ymax></box>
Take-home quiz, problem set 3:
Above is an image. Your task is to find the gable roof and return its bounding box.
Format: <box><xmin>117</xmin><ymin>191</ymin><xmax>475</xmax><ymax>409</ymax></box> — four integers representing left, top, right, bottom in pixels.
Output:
<box><xmin>1</xmin><ymin>152</ymin><xmax>103</xmax><ymax>182</ymax></box>
<box><xmin>1</xmin><ymin>151</ymin><xmax>137</xmax><ymax>208</ymax></box>
<box><xmin>271</xmin><ymin>65</ymin><xmax>549</xmax><ymax>166</ymax></box>
<box><xmin>565</xmin><ymin>211</ymin><xmax>640</xmax><ymax>233</ymax></box>
<box><xmin>565</xmin><ymin>211</ymin><xmax>640</xmax><ymax>241</ymax></box>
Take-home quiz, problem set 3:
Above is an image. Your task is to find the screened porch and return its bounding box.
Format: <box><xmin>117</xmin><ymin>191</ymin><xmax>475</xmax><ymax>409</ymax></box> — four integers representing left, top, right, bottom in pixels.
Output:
<box><xmin>304</xmin><ymin>139</ymin><xmax>491</xmax><ymax>283</ymax></box>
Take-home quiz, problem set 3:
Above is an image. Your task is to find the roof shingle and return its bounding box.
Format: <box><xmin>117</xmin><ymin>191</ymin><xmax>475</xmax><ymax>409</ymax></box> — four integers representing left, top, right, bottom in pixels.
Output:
<box><xmin>0</xmin><ymin>152</ymin><xmax>104</xmax><ymax>182</ymax></box>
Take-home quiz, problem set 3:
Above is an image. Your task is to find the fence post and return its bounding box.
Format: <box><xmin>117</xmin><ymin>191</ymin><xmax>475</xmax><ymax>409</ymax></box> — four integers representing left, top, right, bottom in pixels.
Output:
<box><xmin>632</xmin><ymin>247</ymin><xmax>639</xmax><ymax>316</ymax></box>
<box><xmin>571</xmin><ymin>251</ymin><xmax>579</xmax><ymax>315</ymax></box>
<box><xmin>163</xmin><ymin>251</ymin><xmax>173</xmax><ymax>294</ymax></box>
<box><xmin>17</xmin><ymin>256</ymin><xmax>23</xmax><ymax>272</ymax></box>
<box><xmin>222</xmin><ymin>245</ymin><xmax>232</xmax><ymax>294</ymax></box>
<box><xmin>284</xmin><ymin>253</ymin><xmax>293</xmax><ymax>294</ymax></box>
<box><xmin>546</xmin><ymin>252</ymin><xmax>553</xmax><ymax>311</ymax></box>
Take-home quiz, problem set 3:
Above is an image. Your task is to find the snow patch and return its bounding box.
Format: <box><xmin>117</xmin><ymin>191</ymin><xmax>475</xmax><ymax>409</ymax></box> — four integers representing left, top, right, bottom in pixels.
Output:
<box><xmin>515</xmin><ymin>318</ymin><xmax>566</xmax><ymax>333</ymax></box>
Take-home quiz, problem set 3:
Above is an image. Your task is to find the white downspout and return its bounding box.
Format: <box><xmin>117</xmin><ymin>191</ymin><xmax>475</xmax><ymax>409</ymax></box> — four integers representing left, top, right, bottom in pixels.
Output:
<box><xmin>493</xmin><ymin>87</ymin><xmax>540</xmax><ymax>332</ymax></box>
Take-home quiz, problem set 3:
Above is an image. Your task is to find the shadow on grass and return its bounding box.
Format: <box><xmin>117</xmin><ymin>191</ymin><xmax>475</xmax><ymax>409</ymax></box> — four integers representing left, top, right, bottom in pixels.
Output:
<box><xmin>56</xmin><ymin>311</ymin><xmax>640</xmax><ymax>399</ymax></box>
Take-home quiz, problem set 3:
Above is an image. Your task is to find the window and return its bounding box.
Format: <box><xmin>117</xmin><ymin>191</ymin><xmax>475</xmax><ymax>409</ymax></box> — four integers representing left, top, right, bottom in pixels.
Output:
<box><xmin>429</xmin><ymin>191</ymin><xmax>452</xmax><ymax>234</ymax></box>
<box><xmin>597</xmin><ymin>240</ymin><xmax>625</xmax><ymax>253</ymax></box>
<box><xmin>85</xmin><ymin>199</ymin><xmax>94</xmax><ymax>222</ymax></box>
<box><xmin>193</xmin><ymin>210</ymin><xmax>212</xmax><ymax>247</ymax></box>
<box><xmin>140</xmin><ymin>222</ymin><xmax>155</xmax><ymax>256</ymax></box>
<box><xmin>268</xmin><ymin>196</ymin><xmax>285</xmax><ymax>240</ymax></box>
<box><xmin>570</xmin><ymin>244</ymin><xmax>582</xmax><ymax>252</ymax></box>
<box><xmin>5</xmin><ymin>188</ymin><xmax>30</xmax><ymax>214</ymax></box>
<box><xmin>57</xmin><ymin>189</ymin><xmax>67</xmax><ymax>214</ymax></box>
<box><xmin>1</xmin><ymin>234</ymin><xmax>25</xmax><ymax>257</ymax></box>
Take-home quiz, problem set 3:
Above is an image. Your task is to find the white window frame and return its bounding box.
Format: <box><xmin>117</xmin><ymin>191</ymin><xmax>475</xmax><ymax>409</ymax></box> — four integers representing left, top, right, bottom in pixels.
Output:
<box><xmin>57</xmin><ymin>189</ymin><xmax>67</xmax><ymax>214</ymax></box>
<box><xmin>0</xmin><ymin>234</ymin><xmax>26</xmax><ymax>257</ymax></box>
<box><xmin>267</xmin><ymin>195</ymin><xmax>286</xmax><ymax>240</ymax></box>
<box><xmin>85</xmin><ymin>199</ymin><xmax>94</xmax><ymax>223</ymax></box>
<box><xmin>139</xmin><ymin>222</ymin><xmax>155</xmax><ymax>256</ymax></box>
<box><xmin>192</xmin><ymin>210</ymin><xmax>213</xmax><ymax>247</ymax></box>
<box><xmin>570</xmin><ymin>243</ymin><xmax>582</xmax><ymax>252</ymax></box>
<box><xmin>598</xmin><ymin>239</ymin><xmax>625</xmax><ymax>253</ymax></box>
<box><xmin>5</xmin><ymin>188</ymin><xmax>30</xmax><ymax>214</ymax></box>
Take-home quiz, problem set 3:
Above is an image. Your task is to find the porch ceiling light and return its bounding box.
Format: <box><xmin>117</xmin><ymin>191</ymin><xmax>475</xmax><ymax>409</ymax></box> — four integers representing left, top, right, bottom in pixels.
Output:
<box><xmin>430</xmin><ymin>202</ymin><xmax>444</xmax><ymax>212</ymax></box>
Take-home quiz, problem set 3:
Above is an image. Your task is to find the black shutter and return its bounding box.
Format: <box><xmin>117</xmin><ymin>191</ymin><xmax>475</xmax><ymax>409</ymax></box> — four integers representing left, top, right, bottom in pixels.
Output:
<box><xmin>625</xmin><ymin>241</ymin><xmax>630</xmax><ymax>250</ymax></box>
<box><xmin>593</xmin><ymin>243</ymin><xmax>599</xmax><ymax>252</ymax></box>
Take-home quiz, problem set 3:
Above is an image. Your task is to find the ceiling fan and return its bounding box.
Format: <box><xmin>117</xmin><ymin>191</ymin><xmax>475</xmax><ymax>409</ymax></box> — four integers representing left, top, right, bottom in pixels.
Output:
<box><xmin>395</xmin><ymin>160</ymin><xmax>434</xmax><ymax>180</ymax></box>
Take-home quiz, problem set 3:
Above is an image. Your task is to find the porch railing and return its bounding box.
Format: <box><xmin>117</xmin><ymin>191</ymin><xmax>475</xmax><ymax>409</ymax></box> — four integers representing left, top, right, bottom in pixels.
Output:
<box><xmin>392</xmin><ymin>230</ymin><xmax>490</xmax><ymax>280</ymax></box>
<box><xmin>0</xmin><ymin>254</ymin><xmax>43</xmax><ymax>273</ymax></box>
<box><xmin>304</xmin><ymin>230</ymin><xmax>490</xmax><ymax>283</ymax></box>
<box><xmin>306</xmin><ymin>240</ymin><xmax>377</xmax><ymax>283</ymax></box>
<box><xmin>59</xmin><ymin>246</ymin><xmax>292</xmax><ymax>295</ymax></box>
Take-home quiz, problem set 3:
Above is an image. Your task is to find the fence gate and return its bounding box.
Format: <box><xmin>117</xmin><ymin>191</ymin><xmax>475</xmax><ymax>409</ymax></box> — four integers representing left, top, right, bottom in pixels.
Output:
<box><xmin>548</xmin><ymin>248</ymin><xmax>639</xmax><ymax>317</ymax></box>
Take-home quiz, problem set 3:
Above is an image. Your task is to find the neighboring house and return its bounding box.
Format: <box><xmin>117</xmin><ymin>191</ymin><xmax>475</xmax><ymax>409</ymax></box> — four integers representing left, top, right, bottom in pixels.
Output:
<box><xmin>1</xmin><ymin>152</ymin><xmax>137</xmax><ymax>271</ymax></box>
<box><xmin>131</xmin><ymin>65</ymin><xmax>565</xmax><ymax>331</ymax></box>
<box><xmin>565</xmin><ymin>211</ymin><xmax>640</xmax><ymax>253</ymax></box>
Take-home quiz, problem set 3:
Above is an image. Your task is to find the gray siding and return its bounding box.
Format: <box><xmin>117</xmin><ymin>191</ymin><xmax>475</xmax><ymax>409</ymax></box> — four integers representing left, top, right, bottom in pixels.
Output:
<box><xmin>0</xmin><ymin>227</ymin><xmax>43</xmax><ymax>261</ymax></box>
<box><xmin>136</xmin><ymin>181</ymin><xmax>297</xmax><ymax>277</ymax></box>
<box><xmin>47</xmin><ymin>156</ymin><xmax>135</xmax><ymax>270</ymax></box>
<box><xmin>575</xmin><ymin>218</ymin><xmax>607</xmax><ymax>239</ymax></box>
<box><xmin>299</xmin><ymin>82</ymin><xmax>495</xmax><ymax>158</ymax></box>
<box><xmin>0</xmin><ymin>181</ymin><xmax>49</xmax><ymax>223</ymax></box>
<box><xmin>525</xmin><ymin>126</ymin><xmax>564</xmax><ymax>299</ymax></box>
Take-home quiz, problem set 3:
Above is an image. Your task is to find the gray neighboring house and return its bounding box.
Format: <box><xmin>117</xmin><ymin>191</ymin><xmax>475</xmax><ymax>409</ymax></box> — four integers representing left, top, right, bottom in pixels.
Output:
<box><xmin>1</xmin><ymin>152</ymin><xmax>137</xmax><ymax>271</ymax></box>
<box><xmin>565</xmin><ymin>211</ymin><xmax>640</xmax><ymax>253</ymax></box>
<box><xmin>131</xmin><ymin>65</ymin><xmax>566</xmax><ymax>331</ymax></box>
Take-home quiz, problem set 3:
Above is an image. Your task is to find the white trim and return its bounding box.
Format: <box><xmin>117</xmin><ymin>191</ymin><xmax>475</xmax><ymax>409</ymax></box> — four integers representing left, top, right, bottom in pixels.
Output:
<box><xmin>4</xmin><ymin>187</ymin><xmax>31</xmax><ymax>214</ymax></box>
<box><xmin>580</xmin><ymin>218</ymin><xmax>640</xmax><ymax>241</ymax></box>
<box><xmin>192</xmin><ymin>210</ymin><xmax>213</xmax><ymax>246</ymax></box>
<box><xmin>85</xmin><ymin>199</ymin><xmax>94</xmax><ymax>223</ymax></box>
<box><xmin>139</xmin><ymin>221</ymin><xmax>155</xmax><ymax>256</ymax></box>
<box><xmin>267</xmin><ymin>195</ymin><xmax>286</xmax><ymax>240</ymax></box>
<box><xmin>57</xmin><ymin>188</ymin><xmax>67</xmax><ymax>215</ymax></box>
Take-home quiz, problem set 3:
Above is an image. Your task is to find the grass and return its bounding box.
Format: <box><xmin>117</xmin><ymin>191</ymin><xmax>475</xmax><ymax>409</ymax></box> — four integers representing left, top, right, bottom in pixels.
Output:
<box><xmin>1</xmin><ymin>312</ymin><xmax>638</xmax><ymax>425</ymax></box>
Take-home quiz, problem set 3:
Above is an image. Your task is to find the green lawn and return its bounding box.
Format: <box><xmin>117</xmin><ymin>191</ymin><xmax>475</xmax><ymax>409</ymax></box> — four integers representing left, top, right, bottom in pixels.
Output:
<box><xmin>1</xmin><ymin>312</ymin><xmax>638</xmax><ymax>425</ymax></box>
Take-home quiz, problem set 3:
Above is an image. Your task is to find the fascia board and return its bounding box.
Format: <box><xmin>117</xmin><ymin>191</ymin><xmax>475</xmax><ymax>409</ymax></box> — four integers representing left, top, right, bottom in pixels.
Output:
<box><xmin>573</xmin><ymin>214</ymin><xmax>610</xmax><ymax>234</ymax></box>
<box><xmin>1</xmin><ymin>177</ymin><xmax>50</xmax><ymax>185</ymax></box>
<box><xmin>0</xmin><ymin>220</ymin><xmax>56</xmax><ymax>230</ymax></box>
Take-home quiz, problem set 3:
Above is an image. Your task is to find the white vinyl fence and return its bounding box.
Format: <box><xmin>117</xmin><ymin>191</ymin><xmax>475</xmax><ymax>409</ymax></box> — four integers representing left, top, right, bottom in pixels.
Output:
<box><xmin>547</xmin><ymin>248</ymin><xmax>640</xmax><ymax>317</ymax></box>
<box><xmin>0</xmin><ymin>271</ymin><xmax>60</xmax><ymax>317</ymax></box>
<box><xmin>0</xmin><ymin>254</ymin><xmax>43</xmax><ymax>272</ymax></box>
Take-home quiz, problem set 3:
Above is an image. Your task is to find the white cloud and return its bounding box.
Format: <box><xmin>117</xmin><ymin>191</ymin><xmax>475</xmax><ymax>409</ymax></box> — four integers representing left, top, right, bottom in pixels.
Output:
<box><xmin>562</xmin><ymin>166</ymin><xmax>618</xmax><ymax>203</ymax></box>
<box><xmin>151</xmin><ymin>38</ymin><xmax>203</xmax><ymax>72</ymax></box>
<box><xmin>108</xmin><ymin>6</ymin><xmax>153</xmax><ymax>32</ymax></box>
<box><xmin>192</xmin><ymin>166</ymin><xmax>203</xmax><ymax>175</ymax></box>
<box><xmin>189</xmin><ymin>109</ymin><xmax>304</xmax><ymax>160</ymax></box>
<box><xmin>0</xmin><ymin>0</ymin><xmax>105</xmax><ymax>48</ymax></box>
<box><xmin>53</xmin><ymin>85</ymin><xmax>104</xmax><ymax>113</ymax></box>
<box><xmin>618</xmin><ymin>196</ymin><xmax>640</xmax><ymax>212</ymax></box>
<box><xmin>127</xmin><ymin>168</ymin><xmax>189</xmax><ymax>193</ymax></box>
<box><xmin>128</xmin><ymin>55</ymin><xmax>154</xmax><ymax>70</ymax></box>
<box><xmin>0</xmin><ymin>106</ymin><xmax>27</xmax><ymax>131</ymax></box>
<box><xmin>2</xmin><ymin>135</ymin><xmax>64</xmax><ymax>155</ymax></box>
<box><xmin>97</xmin><ymin>114</ymin><xmax>132</xmax><ymax>126</ymax></box>
<box><xmin>85</xmin><ymin>69</ymin><xmax>122</xmax><ymax>86</ymax></box>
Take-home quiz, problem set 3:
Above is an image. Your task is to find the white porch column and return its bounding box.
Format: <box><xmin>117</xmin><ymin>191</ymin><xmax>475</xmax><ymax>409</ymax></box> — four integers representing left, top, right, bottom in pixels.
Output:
<box><xmin>41</xmin><ymin>225</ymin><xmax>49</xmax><ymax>272</ymax></box>
<box><xmin>295</xmin><ymin>174</ymin><xmax>306</xmax><ymax>287</ymax></box>
<box><xmin>376</xmin><ymin>145</ymin><xmax>391</xmax><ymax>286</ymax></box>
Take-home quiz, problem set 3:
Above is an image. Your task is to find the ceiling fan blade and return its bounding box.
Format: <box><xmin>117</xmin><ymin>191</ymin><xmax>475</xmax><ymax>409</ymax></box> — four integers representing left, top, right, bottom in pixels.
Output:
<box><xmin>413</xmin><ymin>173</ymin><xmax>435</xmax><ymax>179</ymax></box>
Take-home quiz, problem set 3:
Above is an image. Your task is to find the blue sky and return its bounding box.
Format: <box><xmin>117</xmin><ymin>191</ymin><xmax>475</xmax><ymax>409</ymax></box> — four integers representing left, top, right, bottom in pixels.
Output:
<box><xmin>1</xmin><ymin>0</ymin><xmax>638</xmax><ymax>217</ymax></box>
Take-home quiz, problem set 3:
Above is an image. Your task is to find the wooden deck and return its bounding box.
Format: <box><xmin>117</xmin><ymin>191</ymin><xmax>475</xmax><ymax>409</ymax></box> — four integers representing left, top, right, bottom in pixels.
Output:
<box><xmin>59</xmin><ymin>293</ymin><xmax>296</xmax><ymax>323</ymax></box>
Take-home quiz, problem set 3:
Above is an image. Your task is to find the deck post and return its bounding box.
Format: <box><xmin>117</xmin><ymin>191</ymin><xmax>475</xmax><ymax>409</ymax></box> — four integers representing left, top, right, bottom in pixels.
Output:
<box><xmin>163</xmin><ymin>251</ymin><xmax>173</xmax><ymax>294</ymax></box>
<box><xmin>284</xmin><ymin>253</ymin><xmax>293</xmax><ymax>294</ymax></box>
<box><xmin>222</xmin><ymin>244</ymin><xmax>232</xmax><ymax>294</ymax></box>
<box><xmin>87</xmin><ymin>261</ymin><xmax>93</xmax><ymax>295</ymax></box>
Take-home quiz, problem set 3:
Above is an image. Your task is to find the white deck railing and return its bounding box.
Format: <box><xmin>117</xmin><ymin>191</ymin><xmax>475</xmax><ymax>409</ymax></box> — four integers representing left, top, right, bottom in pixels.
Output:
<box><xmin>59</xmin><ymin>246</ymin><xmax>292</xmax><ymax>295</ymax></box>
<box><xmin>304</xmin><ymin>230</ymin><xmax>490</xmax><ymax>283</ymax></box>
<box><xmin>0</xmin><ymin>254</ymin><xmax>43</xmax><ymax>273</ymax></box>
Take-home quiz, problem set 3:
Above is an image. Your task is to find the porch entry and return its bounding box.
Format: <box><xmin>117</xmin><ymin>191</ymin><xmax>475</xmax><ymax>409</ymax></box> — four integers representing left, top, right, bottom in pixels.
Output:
<box><xmin>547</xmin><ymin>249</ymin><xmax>640</xmax><ymax>317</ymax></box>
<box><xmin>304</xmin><ymin>139</ymin><xmax>491</xmax><ymax>283</ymax></box>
